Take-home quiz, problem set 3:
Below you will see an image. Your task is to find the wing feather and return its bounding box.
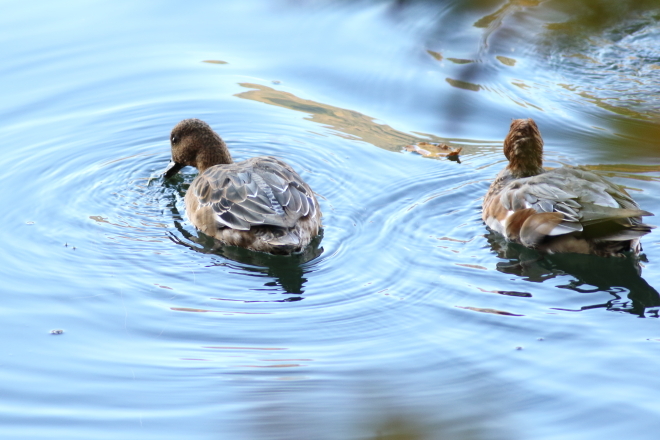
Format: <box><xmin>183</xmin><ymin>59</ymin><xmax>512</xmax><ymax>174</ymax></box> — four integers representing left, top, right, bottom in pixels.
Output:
<box><xmin>190</xmin><ymin>156</ymin><xmax>318</xmax><ymax>231</ymax></box>
<box><xmin>485</xmin><ymin>165</ymin><xmax>653</xmax><ymax>246</ymax></box>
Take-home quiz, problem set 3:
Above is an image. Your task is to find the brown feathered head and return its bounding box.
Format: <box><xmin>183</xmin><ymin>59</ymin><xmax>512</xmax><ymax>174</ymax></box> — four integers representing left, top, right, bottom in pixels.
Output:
<box><xmin>503</xmin><ymin>118</ymin><xmax>544</xmax><ymax>178</ymax></box>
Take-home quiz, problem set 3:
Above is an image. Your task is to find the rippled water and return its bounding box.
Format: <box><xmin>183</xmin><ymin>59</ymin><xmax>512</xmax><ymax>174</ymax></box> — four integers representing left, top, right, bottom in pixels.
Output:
<box><xmin>3</xmin><ymin>1</ymin><xmax>660</xmax><ymax>439</ymax></box>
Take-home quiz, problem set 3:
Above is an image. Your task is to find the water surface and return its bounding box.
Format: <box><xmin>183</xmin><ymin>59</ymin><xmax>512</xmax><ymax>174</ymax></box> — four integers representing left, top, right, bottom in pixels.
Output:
<box><xmin>2</xmin><ymin>1</ymin><xmax>660</xmax><ymax>439</ymax></box>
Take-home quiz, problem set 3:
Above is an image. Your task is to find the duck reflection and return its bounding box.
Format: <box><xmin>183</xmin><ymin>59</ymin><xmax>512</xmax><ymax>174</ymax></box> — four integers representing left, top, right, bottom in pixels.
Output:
<box><xmin>165</xmin><ymin>187</ymin><xmax>322</xmax><ymax>296</ymax></box>
<box><xmin>486</xmin><ymin>230</ymin><xmax>660</xmax><ymax>317</ymax></box>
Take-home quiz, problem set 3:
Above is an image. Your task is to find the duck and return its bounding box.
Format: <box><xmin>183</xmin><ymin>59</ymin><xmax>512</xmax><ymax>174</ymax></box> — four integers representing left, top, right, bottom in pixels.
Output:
<box><xmin>163</xmin><ymin>118</ymin><xmax>322</xmax><ymax>255</ymax></box>
<box><xmin>482</xmin><ymin>118</ymin><xmax>654</xmax><ymax>257</ymax></box>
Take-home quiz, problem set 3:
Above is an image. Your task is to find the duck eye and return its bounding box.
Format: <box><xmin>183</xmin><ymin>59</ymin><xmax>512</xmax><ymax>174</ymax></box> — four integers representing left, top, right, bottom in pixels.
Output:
<box><xmin>171</xmin><ymin>135</ymin><xmax>178</xmax><ymax>144</ymax></box>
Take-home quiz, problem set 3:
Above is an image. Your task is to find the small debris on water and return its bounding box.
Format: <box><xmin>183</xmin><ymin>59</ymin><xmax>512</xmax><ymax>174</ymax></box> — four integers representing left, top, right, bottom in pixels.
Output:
<box><xmin>50</xmin><ymin>329</ymin><xmax>64</xmax><ymax>335</ymax></box>
<box><xmin>404</xmin><ymin>142</ymin><xmax>462</xmax><ymax>160</ymax></box>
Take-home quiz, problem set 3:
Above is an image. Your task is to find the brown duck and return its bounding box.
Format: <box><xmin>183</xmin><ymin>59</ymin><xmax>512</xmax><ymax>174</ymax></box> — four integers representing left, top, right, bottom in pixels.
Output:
<box><xmin>163</xmin><ymin>119</ymin><xmax>322</xmax><ymax>255</ymax></box>
<box><xmin>482</xmin><ymin>118</ymin><xmax>654</xmax><ymax>256</ymax></box>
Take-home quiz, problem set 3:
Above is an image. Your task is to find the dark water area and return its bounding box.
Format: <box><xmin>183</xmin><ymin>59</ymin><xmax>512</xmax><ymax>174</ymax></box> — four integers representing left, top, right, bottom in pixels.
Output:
<box><xmin>2</xmin><ymin>1</ymin><xmax>660</xmax><ymax>439</ymax></box>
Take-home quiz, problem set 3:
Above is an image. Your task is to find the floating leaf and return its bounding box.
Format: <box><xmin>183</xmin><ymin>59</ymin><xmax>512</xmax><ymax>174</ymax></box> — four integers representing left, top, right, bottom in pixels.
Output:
<box><xmin>404</xmin><ymin>142</ymin><xmax>462</xmax><ymax>159</ymax></box>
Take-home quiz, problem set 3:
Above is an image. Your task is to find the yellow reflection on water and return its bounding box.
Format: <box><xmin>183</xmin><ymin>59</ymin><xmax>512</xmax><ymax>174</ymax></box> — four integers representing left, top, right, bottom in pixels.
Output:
<box><xmin>235</xmin><ymin>83</ymin><xmax>482</xmax><ymax>154</ymax></box>
<box><xmin>445</xmin><ymin>78</ymin><xmax>482</xmax><ymax>92</ymax></box>
<box><xmin>496</xmin><ymin>55</ymin><xmax>516</xmax><ymax>66</ymax></box>
<box><xmin>473</xmin><ymin>0</ymin><xmax>542</xmax><ymax>29</ymax></box>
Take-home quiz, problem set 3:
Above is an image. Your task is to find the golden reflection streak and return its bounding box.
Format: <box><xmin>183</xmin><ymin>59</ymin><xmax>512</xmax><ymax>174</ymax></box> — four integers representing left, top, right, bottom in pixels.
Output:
<box><xmin>170</xmin><ymin>308</ymin><xmax>269</xmax><ymax>314</ymax></box>
<box><xmin>496</xmin><ymin>55</ymin><xmax>516</xmax><ymax>66</ymax></box>
<box><xmin>456</xmin><ymin>306</ymin><xmax>523</xmax><ymax>316</ymax></box>
<box><xmin>234</xmin><ymin>85</ymin><xmax>658</xmax><ymax>177</ymax></box>
<box><xmin>90</xmin><ymin>215</ymin><xmax>143</xmax><ymax>229</ymax></box>
<box><xmin>558</xmin><ymin>83</ymin><xmax>650</xmax><ymax>119</ymax></box>
<box><xmin>235</xmin><ymin>83</ymin><xmax>476</xmax><ymax>153</ymax></box>
<box><xmin>89</xmin><ymin>216</ymin><xmax>168</xmax><ymax>230</ymax></box>
<box><xmin>447</xmin><ymin>58</ymin><xmax>474</xmax><ymax>64</ymax></box>
<box><xmin>437</xmin><ymin>237</ymin><xmax>472</xmax><ymax>243</ymax></box>
<box><xmin>455</xmin><ymin>263</ymin><xmax>488</xmax><ymax>270</ymax></box>
<box><xmin>581</xmin><ymin>164</ymin><xmax>660</xmax><ymax>182</ymax></box>
<box><xmin>445</xmin><ymin>78</ymin><xmax>482</xmax><ymax>92</ymax></box>
<box><xmin>543</xmin><ymin>164</ymin><xmax>660</xmax><ymax>183</ymax></box>
<box><xmin>110</xmin><ymin>235</ymin><xmax>164</xmax><ymax>243</ymax></box>
<box><xmin>473</xmin><ymin>0</ymin><xmax>542</xmax><ymax>52</ymax></box>
<box><xmin>474</xmin><ymin>0</ymin><xmax>542</xmax><ymax>29</ymax></box>
<box><xmin>239</xmin><ymin>364</ymin><xmax>302</xmax><ymax>368</ymax></box>
<box><xmin>427</xmin><ymin>49</ymin><xmax>443</xmax><ymax>61</ymax></box>
<box><xmin>204</xmin><ymin>346</ymin><xmax>287</xmax><ymax>350</ymax></box>
<box><xmin>469</xmin><ymin>1</ymin><xmax>660</xmax><ymax>123</ymax></box>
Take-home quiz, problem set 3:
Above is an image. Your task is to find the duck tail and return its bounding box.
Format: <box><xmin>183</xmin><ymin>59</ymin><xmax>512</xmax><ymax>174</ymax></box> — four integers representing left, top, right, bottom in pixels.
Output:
<box><xmin>264</xmin><ymin>229</ymin><xmax>303</xmax><ymax>254</ymax></box>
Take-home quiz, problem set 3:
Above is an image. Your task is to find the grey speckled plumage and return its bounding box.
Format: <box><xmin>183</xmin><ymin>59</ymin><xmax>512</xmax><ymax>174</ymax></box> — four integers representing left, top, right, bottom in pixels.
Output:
<box><xmin>483</xmin><ymin>118</ymin><xmax>654</xmax><ymax>256</ymax></box>
<box><xmin>164</xmin><ymin>119</ymin><xmax>321</xmax><ymax>255</ymax></box>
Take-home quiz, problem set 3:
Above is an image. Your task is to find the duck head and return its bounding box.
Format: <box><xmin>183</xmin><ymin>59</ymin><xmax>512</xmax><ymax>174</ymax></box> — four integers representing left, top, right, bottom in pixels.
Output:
<box><xmin>163</xmin><ymin>119</ymin><xmax>233</xmax><ymax>178</ymax></box>
<box><xmin>503</xmin><ymin>118</ymin><xmax>544</xmax><ymax>178</ymax></box>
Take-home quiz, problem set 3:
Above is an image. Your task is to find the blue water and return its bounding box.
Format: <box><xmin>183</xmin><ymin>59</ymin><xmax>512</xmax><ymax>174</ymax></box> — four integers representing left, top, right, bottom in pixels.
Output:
<box><xmin>2</xmin><ymin>1</ymin><xmax>660</xmax><ymax>439</ymax></box>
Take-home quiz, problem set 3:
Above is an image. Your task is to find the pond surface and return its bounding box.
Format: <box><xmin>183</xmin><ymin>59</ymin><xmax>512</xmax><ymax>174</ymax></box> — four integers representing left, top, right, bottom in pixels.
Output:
<box><xmin>3</xmin><ymin>1</ymin><xmax>660</xmax><ymax>439</ymax></box>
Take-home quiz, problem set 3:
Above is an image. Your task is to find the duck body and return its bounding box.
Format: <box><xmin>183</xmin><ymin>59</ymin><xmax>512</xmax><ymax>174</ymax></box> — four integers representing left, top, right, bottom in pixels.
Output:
<box><xmin>483</xmin><ymin>119</ymin><xmax>654</xmax><ymax>257</ymax></box>
<box><xmin>164</xmin><ymin>119</ymin><xmax>321</xmax><ymax>255</ymax></box>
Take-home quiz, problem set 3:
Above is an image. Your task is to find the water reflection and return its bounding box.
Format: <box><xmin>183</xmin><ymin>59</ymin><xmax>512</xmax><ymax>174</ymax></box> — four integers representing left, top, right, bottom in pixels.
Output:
<box><xmin>234</xmin><ymin>83</ymin><xmax>484</xmax><ymax>154</ymax></box>
<box><xmin>387</xmin><ymin>0</ymin><xmax>660</xmax><ymax>150</ymax></box>
<box><xmin>244</xmin><ymin>380</ymin><xmax>513</xmax><ymax>440</ymax></box>
<box><xmin>486</xmin><ymin>231</ymin><xmax>660</xmax><ymax>318</ymax></box>
<box><xmin>169</xmin><ymin>221</ymin><xmax>322</xmax><ymax>297</ymax></box>
<box><xmin>4</xmin><ymin>0</ymin><xmax>660</xmax><ymax>439</ymax></box>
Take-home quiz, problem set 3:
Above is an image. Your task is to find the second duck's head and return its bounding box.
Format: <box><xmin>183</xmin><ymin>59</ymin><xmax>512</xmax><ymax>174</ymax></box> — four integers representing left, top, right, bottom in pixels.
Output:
<box><xmin>164</xmin><ymin>119</ymin><xmax>233</xmax><ymax>178</ymax></box>
<box><xmin>503</xmin><ymin>118</ymin><xmax>544</xmax><ymax>178</ymax></box>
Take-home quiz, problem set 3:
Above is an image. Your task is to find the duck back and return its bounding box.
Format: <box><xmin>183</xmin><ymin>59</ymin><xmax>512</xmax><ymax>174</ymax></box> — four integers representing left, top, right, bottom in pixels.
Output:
<box><xmin>483</xmin><ymin>165</ymin><xmax>654</xmax><ymax>256</ymax></box>
<box><xmin>185</xmin><ymin>156</ymin><xmax>321</xmax><ymax>254</ymax></box>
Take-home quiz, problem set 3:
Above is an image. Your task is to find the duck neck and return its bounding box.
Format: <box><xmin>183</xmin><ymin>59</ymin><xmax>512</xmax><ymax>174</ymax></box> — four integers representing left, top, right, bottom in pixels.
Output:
<box><xmin>506</xmin><ymin>157</ymin><xmax>544</xmax><ymax>178</ymax></box>
<box><xmin>196</xmin><ymin>138</ymin><xmax>233</xmax><ymax>173</ymax></box>
<box><xmin>504</xmin><ymin>121</ymin><xmax>544</xmax><ymax>178</ymax></box>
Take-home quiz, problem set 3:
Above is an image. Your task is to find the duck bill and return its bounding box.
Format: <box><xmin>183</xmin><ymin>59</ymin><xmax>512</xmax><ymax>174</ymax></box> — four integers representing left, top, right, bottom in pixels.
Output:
<box><xmin>163</xmin><ymin>160</ymin><xmax>184</xmax><ymax>179</ymax></box>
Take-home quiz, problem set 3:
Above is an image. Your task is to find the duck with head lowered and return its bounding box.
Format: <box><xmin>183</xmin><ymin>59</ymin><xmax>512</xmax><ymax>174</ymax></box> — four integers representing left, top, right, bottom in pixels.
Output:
<box><xmin>163</xmin><ymin>119</ymin><xmax>322</xmax><ymax>255</ymax></box>
<box><xmin>482</xmin><ymin>118</ymin><xmax>654</xmax><ymax>257</ymax></box>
